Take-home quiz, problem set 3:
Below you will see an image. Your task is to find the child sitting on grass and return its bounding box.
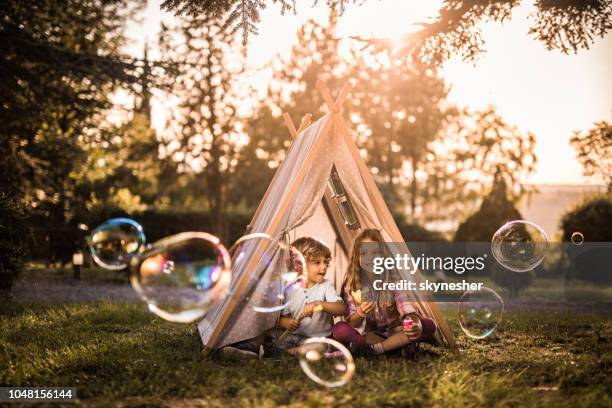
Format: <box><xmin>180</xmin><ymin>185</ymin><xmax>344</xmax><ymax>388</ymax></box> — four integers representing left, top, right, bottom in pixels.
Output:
<box><xmin>221</xmin><ymin>237</ymin><xmax>344</xmax><ymax>358</ymax></box>
<box><xmin>332</xmin><ymin>229</ymin><xmax>437</xmax><ymax>356</ymax></box>
<box><xmin>272</xmin><ymin>237</ymin><xmax>345</xmax><ymax>353</ymax></box>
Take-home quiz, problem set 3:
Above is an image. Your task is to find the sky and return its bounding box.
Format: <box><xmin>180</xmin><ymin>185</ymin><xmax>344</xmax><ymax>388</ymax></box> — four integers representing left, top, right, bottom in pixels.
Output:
<box><xmin>123</xmin><ymin>0</ymin><xmax>611</xmax><ymax>186</ymax></box>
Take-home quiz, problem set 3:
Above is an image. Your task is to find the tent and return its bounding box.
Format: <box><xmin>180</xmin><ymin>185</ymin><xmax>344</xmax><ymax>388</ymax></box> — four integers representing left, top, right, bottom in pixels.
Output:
<box><xmin>198</xmin><ymin>80</ymin><xmax>457</xmax><ymax>352</ymax></box>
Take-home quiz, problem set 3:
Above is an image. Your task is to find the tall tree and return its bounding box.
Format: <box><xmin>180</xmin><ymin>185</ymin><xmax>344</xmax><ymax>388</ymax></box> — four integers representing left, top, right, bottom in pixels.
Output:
<box><xmin>570</xmin><ymin>120</ymin><xmax>611</xmax><ymax>192</ymax></box>
<box><xmin>1</xmin><ymin>0</ymin><xmax>154</xmax><ymax>265</ymax></box>
<box><xmin>237</xmin><ymin>9</ymin><xmax>345</xmax><ymax>212</ymax></box>
<box><xmin>158</xmin><ymin>15</ymin><xmax>246</xmax><ymax>238</ymax></box>
<box><xmin>421</xmin><ymin>107</ymin><xmax>537</xmax><ymax>225</ymax></box>
<box><xmin>349</xmin><ymin>50</ymin><xmax>451</xmax><ymax>214</ymax></box>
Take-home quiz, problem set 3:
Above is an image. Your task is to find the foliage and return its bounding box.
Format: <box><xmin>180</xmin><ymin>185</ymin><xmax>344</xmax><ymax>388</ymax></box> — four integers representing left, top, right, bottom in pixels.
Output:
<box><xmin>454</xmin><ymin>170</ymin><xmax>523</xmax><ymax>243</ymax></box>
<box><xmin>570</xmin><ymin>120</ymin><xmax>612</xmax><ymax>192</ymax></box>
<box><xmin>0</xmin><ymin>0</ymin><xmax>155</xmax><ymax>276</ymax></box>
<box><xmin>1</xmin><ymin>300</ymin><xmax>610</xmax><ymax>406</ymax></box>
<box><xmin>158</xmin><ymin>14</ymin><xmax>248</xmax><ymax>239</ymax></box>
<box><xmin>560</xmin><ymin>193</ymin><xmax>612</xmax><ymax>283</ymax></box>
<box><xmin>349</xmin><ymin>50</ymin><xmax>451</xmax><ymax>214</ymax></box>
<box><xmin>491</xmin><ymin>264</ymin><xmax>534</xmax><ymax>297</ymax></box>
<box><xmin>427</xmin><ymin>107</ymin><xmax>537</xmax><ymax>223</ymax></box>
<box><xmin>0</xmin><ymin>193</ymin><xmax>26</xmax><ymax>292</ymax></box>
<box><xmin>560</xmin><ymin>193</ymin><xmax>612</xmax><ymax>243</ymax></box>
<box><xmin>160</xmin><ymin>0</ymin><xmax>612</xmax><ymax>60</ymax></box>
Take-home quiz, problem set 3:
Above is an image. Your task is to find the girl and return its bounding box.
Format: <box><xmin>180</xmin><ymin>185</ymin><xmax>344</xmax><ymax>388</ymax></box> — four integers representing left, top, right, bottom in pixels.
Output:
<box><xmin>332</xmin><ymin>229</ymin><xmax>436</xmax><ymax>356</ymax></box>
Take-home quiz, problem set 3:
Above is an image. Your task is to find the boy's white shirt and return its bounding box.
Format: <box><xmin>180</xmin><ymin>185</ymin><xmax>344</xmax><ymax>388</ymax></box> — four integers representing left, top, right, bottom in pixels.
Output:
<box><xmin>282</xmin><ymin>279</ymin><xmax>342</xmax><ymax>338</ymax></box>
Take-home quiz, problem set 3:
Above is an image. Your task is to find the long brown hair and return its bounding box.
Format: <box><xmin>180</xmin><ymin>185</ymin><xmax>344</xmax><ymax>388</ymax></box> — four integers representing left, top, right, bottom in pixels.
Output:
<box><xmin>343</xmin><ymin>229</ymin><xmax>385</xmax><ymax>293</ymax></box>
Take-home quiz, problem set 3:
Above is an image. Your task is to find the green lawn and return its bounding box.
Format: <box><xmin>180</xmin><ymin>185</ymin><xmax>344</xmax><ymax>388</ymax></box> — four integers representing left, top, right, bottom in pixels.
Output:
<box><xmin>1</xmin><ymin>300</ymin><xmax>610</xmax><ymax>407</ymax></box>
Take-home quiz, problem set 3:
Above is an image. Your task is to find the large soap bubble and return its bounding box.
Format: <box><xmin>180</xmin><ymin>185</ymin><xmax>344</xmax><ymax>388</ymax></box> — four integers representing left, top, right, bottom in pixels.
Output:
<box><xmin>491</xmin><ymin>220</ymin><xmax>548</xmax><ymax>272</ymax></box>
<box><xmin>130</xmin><ymin>232</ymin><xmax>231</xmax><ymax>323</ymax></box>
<box><xmin>298</xmin><ymin>337</ymin><xmax>355</xmax><ymax>387</ymax></box>
<box><xmin>229</xmin><ymin>233</ymin><xmax>306</xmax><ymax>314</ymax></box>
<box><xmin>459</xmin><ymin>287</ymin><xmax>504</xmax><ymax>339</ymax></box>
<box><xmin>87</xmin><ymin>218</ymin><xmax>146</xmax><ymax>270</ymax></box>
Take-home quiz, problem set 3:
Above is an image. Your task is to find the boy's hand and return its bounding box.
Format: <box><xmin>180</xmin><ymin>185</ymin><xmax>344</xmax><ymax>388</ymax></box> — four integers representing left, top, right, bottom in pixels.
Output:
<box><xmin>302</xmin><ymin>301</ymin><xmax>323</xmax><ymax>318</ymax></box>
<box><xmin>402</xmin><ymin>313</ymin><xmax>423</xmax><ymax>339</ymax></box>
<box><xmin>279</xmin><ymin>317</ymin><xmax>299</xmax><ymax>331</ymax></box>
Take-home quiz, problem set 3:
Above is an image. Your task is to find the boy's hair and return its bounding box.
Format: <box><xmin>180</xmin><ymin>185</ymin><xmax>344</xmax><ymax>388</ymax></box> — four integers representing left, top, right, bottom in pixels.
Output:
<box><xmin>291</xmin><ymin>237</ymin><xmax>331</xmax><ymax>263</ymax></box>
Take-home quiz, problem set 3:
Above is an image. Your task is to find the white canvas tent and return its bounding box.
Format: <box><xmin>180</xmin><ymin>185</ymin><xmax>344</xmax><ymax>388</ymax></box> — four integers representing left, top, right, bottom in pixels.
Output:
<box><xmin>198</xmin><ymin>81</ymin><xmax>457</xmax><ymax>352</ymax></box>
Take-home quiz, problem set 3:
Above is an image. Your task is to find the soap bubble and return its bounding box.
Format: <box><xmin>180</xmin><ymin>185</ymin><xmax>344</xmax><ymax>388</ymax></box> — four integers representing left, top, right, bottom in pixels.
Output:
<box><xmin>491</xmin><ymin>220</ymin><xmax>548</xmax><ymax>272</ymax></box>
<box><xmin>298</xmin><ymin>337</ymin><xmax>355</xmax><ymax>387</ymax></box>
<box><xmin>459</xmin><ymin>287</ymin><xmax>504</xmax><ymax>339</ymax></box>
<box><xmin>87</xmin><ymin>218</ymin><xmax>146</xmax><ymax>270</ymax></box>
<box><xmin>130</xmin><ymin>232</ymin><xmax>231</xmax><ymax>323</ymax></box>
<box><xmin>230</xmin><ymin>233</ymin><xmax>306</xmax><ymax>313</ymax></box>
<box><xmin>570</xmin><ymin>232</ymin><xmax>584</xmax><ymax>246</ymax></box>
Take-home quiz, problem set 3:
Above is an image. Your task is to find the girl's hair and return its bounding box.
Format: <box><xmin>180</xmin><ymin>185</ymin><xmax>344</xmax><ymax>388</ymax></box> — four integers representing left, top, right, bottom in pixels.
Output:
<box><xmin>291</xmin><ymin>237</ymin><xmax>331</xmax><ymax>264</ymax></box>
<box><xmin>344</xmin><ymin>229</ymin><xmax>385</xmax><ymax>293</ymax></box>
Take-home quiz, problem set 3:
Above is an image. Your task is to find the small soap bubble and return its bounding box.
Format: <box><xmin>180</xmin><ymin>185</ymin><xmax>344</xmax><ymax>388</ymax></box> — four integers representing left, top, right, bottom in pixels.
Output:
<box><xmin>570</xmin><ymin>232</ymin><xmax>584</xmax><ymax>246</ymax></box>
<box><xmin>491</xmin><ymin>220</ymin><xmax>548</xmax><ymax>272</ymax></box>
<box><xmin>130</xmin><ymin>232</ymin><xmax>231</xmax><ymax>323</ymax></box>
<box><xmin>298</xmin><ymin>338</ymin><xmax>355</xmax><ymax>387</ymax></box>
<box><xmin>459</xmin><ymin>287</ymin><xmax>504</xmax><ymax>339</ymax></box>
<box><xmin>87</xmin><ymin>218</ymin><xmax>146</xmax><ymax>270</ymax></box>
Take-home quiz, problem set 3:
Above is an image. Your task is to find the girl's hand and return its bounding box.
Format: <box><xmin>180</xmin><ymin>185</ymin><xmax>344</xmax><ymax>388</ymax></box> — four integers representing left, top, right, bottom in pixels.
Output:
<box><xmin>402</xmin><ymin>313</ymin><xmax>423</xmax><ymax>339</ymax></box>
<box><xmin>358</xmin><ymin>301</ymin><xmax>375</xmax><ymax>316</ymax></box>
<box><xmin>279</xmin><ymin>317</ymin><xmax>300</xmax><ymax>331</ymax></box>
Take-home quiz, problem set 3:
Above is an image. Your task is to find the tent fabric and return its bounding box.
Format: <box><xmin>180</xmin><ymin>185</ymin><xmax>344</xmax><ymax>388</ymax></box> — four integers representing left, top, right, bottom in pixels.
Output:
<box><xmin>198</xmin><ymin>112</ymin><xmax>457</xmax><ymax>351</ymax></box>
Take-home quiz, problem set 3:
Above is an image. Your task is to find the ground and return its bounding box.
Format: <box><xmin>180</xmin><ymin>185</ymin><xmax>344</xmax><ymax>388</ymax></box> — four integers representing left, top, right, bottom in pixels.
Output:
<box><xmin>1</xmin><ymin>267</ymin><xmax>611</xmax><ymax>407</ymax></box>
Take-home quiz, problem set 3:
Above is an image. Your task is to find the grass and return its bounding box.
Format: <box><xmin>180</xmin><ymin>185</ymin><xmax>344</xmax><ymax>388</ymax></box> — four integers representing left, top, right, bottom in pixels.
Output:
<box><xmin>1</xmin><ymin>300</ymin><xmax>610</xmax><ymax>407</ymax></box>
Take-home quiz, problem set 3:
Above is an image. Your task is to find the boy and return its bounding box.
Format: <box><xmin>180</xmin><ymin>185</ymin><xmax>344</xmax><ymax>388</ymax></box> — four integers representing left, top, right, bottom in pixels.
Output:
<box><xmin>221</xmin><ymin>237</ymin><xmax>344</xmax><ymax>358</ymax></box>
<box><xmin>274</xmin><ymin>237</ymin><xmax>345</xmax><ymax>352</ymax></box>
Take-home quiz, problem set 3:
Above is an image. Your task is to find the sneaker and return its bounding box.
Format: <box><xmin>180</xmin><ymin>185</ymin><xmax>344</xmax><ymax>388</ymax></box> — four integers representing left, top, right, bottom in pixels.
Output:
<box><xmin>219</xmin><ymin>340</ymin><xmax>261</xmax><ymax>359</ymax></box>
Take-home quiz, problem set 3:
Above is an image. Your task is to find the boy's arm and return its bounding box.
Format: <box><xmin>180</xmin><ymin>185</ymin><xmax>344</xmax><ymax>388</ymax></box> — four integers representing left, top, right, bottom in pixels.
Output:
<box><xmin>316</xmin><ymin>300</ymin><xmax>345</xmax><ymax>316</ymax></box>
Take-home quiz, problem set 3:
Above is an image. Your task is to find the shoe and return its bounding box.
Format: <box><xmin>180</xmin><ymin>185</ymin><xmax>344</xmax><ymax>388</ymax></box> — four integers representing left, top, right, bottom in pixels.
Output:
<box><xmin>219</xmin><ymin>340</ymin><xmax>261</xmax><ymax>359</ymax></box>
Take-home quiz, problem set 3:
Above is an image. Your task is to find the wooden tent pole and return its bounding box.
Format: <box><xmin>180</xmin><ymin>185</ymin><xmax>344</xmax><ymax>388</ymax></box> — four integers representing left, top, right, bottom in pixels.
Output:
<box><xmin>282</xmin><ymin>113</ymin><xmax>298</xmax><ymax>138</ymax></box>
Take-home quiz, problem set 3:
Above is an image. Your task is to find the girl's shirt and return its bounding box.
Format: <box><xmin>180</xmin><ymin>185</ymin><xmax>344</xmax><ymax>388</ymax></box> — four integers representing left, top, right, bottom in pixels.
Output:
<box><xmin>343</xmin><ymin>286</ymin><xmax>416</xmax><ymax>333</ymax></box>
<box><xmin>282</xmin><ymin>279</ymin><xmax>343</xmax><ymax>338</ymax></box>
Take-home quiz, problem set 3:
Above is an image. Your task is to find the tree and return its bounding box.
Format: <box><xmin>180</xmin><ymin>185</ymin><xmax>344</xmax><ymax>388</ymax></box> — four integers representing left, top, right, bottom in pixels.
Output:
<box><xmin>161</xmin><ymin>0</ymin><xmax>612</xmax><ymax>59</ymax></box>
<box><xmin>158</xmin><ymin>15</ymin><xmax>247</xmax><ymax>239</ymax></box>
<box><xmin>349</xmin><ymin>51</ymin><xmax>451</xmax><ymax>214</ymax></box>
<box><xmin>238</xmin><ymin>10</ymin><xmax>345</xmax><ymax>212</ymax></box>
<box><xmin>1</xmin><ymin>0</ymin><xmax>155</xmax><ymax>267</ymax></box>
<box><xmin>423</xmin><ymin>107</ymin><xmax>537</xmax><ymax>224</ymax></box>
<box><xmin>570</xmin><ymin>120</ymin><xmax>612</xmax><ymax>192</ymax></box>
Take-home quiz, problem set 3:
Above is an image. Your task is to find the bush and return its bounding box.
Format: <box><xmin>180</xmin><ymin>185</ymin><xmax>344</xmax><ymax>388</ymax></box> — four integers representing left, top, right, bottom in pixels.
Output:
<box><xmin>0</xmin><ymin>193</ymin><xmax>26</xmax><ymax>292</ymax></box>
<box><xmin>26</xmin><ymin>207</ymin><xmax>254</xmax><ymax>264</ymax></box>
<box><xmin>560</xmin><ymin>193</ymin><xmax>612</xmax><ymax>242</ymax></box>
<box><xmin>560</xmin><ymin>193</ymin><xmax>612</xmax><ymax>283</ymax></box>
<box><xmin>454</xmin><ymin>176</ymin><xmax>522</xmax><ymax>243</ymax></box>
<box><xmin>491</xmin><ymin>264</ymin><xmax>534</xmax><ymax>297</ymax></box>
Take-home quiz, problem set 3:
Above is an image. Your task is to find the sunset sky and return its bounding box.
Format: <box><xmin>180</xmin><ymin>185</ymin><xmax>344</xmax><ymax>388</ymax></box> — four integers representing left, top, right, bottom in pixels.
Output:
<box><xmin>124</xmin><ymin>0</ymin><xmax>611</xmax><ymax>186</ymax></box>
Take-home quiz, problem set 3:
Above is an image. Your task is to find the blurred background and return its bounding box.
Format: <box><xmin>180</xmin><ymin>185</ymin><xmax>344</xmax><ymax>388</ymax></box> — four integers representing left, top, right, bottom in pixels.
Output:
<box><xmin>1</xmin><ymin>0</ymin><xmax>610</xmax><ymax>298</ymax></box>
